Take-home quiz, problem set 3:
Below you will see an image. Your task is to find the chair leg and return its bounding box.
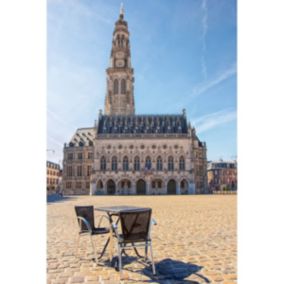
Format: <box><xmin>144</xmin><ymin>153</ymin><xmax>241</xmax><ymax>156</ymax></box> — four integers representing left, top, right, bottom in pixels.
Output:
<box><xmin>149</xmin><ymin>242</ymin><xmax>156</xmax><ymax>275</ymax></box>
<box><xmin>90</xmin><ymin>235</ymin><xmax>98</xmax><ymax>264</ymax></box>
<box><xmin>145</xmin><ymin>242</ymin><xmax>149</xmax><ymax>261</ymax></box>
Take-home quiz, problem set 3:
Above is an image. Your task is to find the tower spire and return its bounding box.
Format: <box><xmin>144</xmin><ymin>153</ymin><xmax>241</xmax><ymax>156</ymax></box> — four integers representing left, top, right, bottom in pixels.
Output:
<box><xmin>104</xmin><ymin>4</ymin><xmax>135</xmax><ymax>116</ymax></box>
<box><xmin>120</xmin><ymin>3</ymin><xmax>124</xmax><ymax>19</ymax></box>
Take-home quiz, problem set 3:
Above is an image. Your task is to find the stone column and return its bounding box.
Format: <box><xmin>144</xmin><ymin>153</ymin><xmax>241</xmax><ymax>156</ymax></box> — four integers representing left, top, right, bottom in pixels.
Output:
<box><xmin>90</xmin><ymin>182</ymin><xmax>96</xmax><ymax>195</ymax></box>
<box><xmin>146</xmin><ymin>180</ymin><xmax>150</xmax><ymax>195</ymax></box>
<box><xmin>176</xmin><ymin>182</ymin><xmax>181</xmax><ymax>195</ymax></box>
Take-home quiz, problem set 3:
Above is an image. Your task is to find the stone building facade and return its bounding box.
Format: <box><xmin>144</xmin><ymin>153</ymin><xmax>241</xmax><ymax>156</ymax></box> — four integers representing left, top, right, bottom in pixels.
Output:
<box><xmin>62</xmin><ymin>128</ymin><xmax>95</xmax><ymax>195</ymax></box>
<box><xmin>46</xmin><ymin>161</ymin><xmax>61</xmax><ymax>193</ymax></box>
<box><xmin>207</xmin><ymin>160</ymin><xmax>237</xmax><ymax>192</ymax></box>
<box><xmin>62</xmin><ymin>7</ymin><xmax>208</xmax><ymax>195</ymax></box>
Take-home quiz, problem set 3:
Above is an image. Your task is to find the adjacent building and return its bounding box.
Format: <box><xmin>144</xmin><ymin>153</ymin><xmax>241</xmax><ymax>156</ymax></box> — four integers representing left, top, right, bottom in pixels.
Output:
<box><xmin>46</xmin><ymin>161</ymin><xmax>61</xmax><ymax>193</ymax></box>
<box><xmin>207</xmin><ymin>160</ymin><xmax>237</xmax><ymax>192</ymax></box>
<box><xmin>63</xmin><ymin>128</ymin><xmax>95</xmax><ymax>195</ymax></box>
<box><xmin>62</xmin><ymin>6</ymin><xmax>208</xmax><ymax>195</ymax></box>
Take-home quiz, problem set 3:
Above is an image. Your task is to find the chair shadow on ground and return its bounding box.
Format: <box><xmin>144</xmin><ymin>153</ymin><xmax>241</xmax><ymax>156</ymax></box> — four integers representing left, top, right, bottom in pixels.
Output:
<box><xmin>107</xmin><ymin>256</ymin><xmax>210</xmax><ymax>283</ymax></box>
<box><xmin>47</xmin><ymin>194</ymin><xmax>79</xmax><ymax>204</ymax></box>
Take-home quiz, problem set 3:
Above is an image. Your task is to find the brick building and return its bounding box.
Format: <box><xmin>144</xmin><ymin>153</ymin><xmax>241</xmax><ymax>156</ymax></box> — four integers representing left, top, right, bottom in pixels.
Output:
<box><xmin>207</xmin><ymin>160</ymin><xmax>237</xmax><ymax>192</ymax></box>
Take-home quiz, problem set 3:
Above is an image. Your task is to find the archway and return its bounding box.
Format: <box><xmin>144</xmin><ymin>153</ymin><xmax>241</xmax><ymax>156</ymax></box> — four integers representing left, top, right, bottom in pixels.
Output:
<box><xmin>180</xmin><ymin>179</ymin><xmax>188</xmax><ymax>194</ymax></box>
<box><xmin>151</xmin><ymin>179</ymin><xmax>163</xmax><ymax>194</ymax></box>
<box><xmin>106</xmin><ymin>179</ymin><xmax>116</xmax><ymax>195</ymax></box>
<box><xmin>96</xmin><ymin>180</ymin><xmax>104</xmax><ymax>194</ymax></box>
<box><xmin>136</xmin><ymin>179</ymin><xmax>146</xmax><ymax>195</ymax></box>
<box><xmin>167</xmin><ymin>179</ymin><xmax>176</xmax><ymax>194</ymax></box>
<box><xmin>118</xmin><ymin>179</ymin><xmax>131</xmax><ymax>195</ymax></box>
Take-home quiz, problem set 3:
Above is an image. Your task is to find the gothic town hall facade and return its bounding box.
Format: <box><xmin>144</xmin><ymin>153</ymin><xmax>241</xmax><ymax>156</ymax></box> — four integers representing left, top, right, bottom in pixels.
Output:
<box><xmin>62</xmin><ymin>8</ymin><xmax>208</xmax><ymax>196</ymax></box>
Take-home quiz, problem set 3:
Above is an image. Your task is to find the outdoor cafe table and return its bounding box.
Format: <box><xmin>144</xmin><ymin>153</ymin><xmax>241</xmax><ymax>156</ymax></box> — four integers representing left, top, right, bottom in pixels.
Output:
<box><xmin>94</xmin><ymin>206</ymin><xmax>151</xmax><ymax>261</ymax></box>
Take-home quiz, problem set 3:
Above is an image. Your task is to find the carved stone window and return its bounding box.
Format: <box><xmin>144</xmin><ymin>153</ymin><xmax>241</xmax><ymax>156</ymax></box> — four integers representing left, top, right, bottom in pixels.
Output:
<box><xmin>100</xmin><ymin>156</ymin><xmax>106</xmax><ymax>171</ymax></box>
<box><xmin>112</xmin><ymin>156</ymin><xmax>117</xmax><ymax>171</ymax></box>
<box><xmin>123</xmin><ymin>156</ymin><xmax>129</xmax><ymax>171</ymax></box>
<box><xmin>145</xmin><ymin>156</ymin><xmax>151</xmax><ymax>170</ymax></box>
<box><xmin>168</xmin><ymin>156</ymin><xmax>174</xmax><ymax>171</ymax></box>
<box><xmin>77</xmin><ymin>166</ymin><xmax>82</xmax><ymax>177</ymax></box>
<box><xmin>179</xmin><ymin>156</ymin><xmax>185</xmax><ymax>171</ymax></box>
<box><xmin>121</xmin><ymin>79</ymin><xmax>126</xmax><ymax>94</ymax></box>
<box><xmin>157</xmin><ymin>156</ymin><xmax>163</xmax><ymax>171</ymax></box>
<box><xmin>87</xmin><ymin>165</ymin><xmax>91</xmax><ymax>176</ymax></box>
<box><xmin>67</xmin><ymin>166</ymin><xmax>73</xmax><ymax>177</ymax></box>
<box><xmin>66</xmin><ymin>182</ymin><xmax>72</xmax><ymax>189</ymax></box>
<box><xmin>114</xmin><ymin>79</ymin><xmax>119</xmax><ymax>94</ymax></box>
<box><xmin>67</xmin><ymin>153</ymin><xmax>73</xmax><ymax>160</ymax></box>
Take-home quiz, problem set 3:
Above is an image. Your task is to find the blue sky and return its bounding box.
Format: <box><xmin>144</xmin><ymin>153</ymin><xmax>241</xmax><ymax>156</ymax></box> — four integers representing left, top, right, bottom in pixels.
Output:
<box><xmin>47</xmin><ymin>0</ymin><xmax>237</xmax><ymax>164</ymax></box>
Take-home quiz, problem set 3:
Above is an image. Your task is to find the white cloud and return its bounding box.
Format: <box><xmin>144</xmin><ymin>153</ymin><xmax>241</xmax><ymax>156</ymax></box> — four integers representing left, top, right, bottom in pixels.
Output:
<box><xmin>192</xmin><ymin>108</ymin><xmax>236</xmax><ymax>134</ymax></box>
<box><xmin>192</xmin><ymin>64</ymin><xmax>236</xmax><ymax>97</ymax></box>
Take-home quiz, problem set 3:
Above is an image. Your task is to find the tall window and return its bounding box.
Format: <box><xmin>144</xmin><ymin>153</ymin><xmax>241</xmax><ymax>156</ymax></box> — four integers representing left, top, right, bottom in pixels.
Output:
<box><xmin>112</xmin><ymin>156</ymin><xmax>117</xmax><ymax>171</ymax></box>
<box><xmin>168</xmin><ymin>156</ymin><xmax>174</xmax><ymax>171</ymax></box>
<box><xmin>100</xmin><ymin>156</ymin><xmax>106</xmax><ymax>171</ymax></box>
<box><xmin>67</xmin><ymin>153</ymin><xmax>73</xmax><ymax>160</ymax></box>
<box><xmin>87</xmin><ymin>165</ymin><xmax>91</xmax><ymax>176</ymax></box>
<box><xmin>114</xmin><ymin>79</ymin><xmax>119</xmax><ymax>94</ymax></box>
<box><xmin>179</xmin><ymin>156</ymin><xmax>185</xmax><ymax>171</ymax></box>
<box><xmin>134</xmin><ymin>156</ymin><xmax>140</xmax><ymax>171</ymax></box>
<box><xmin>145</xmin><ymin>156</ymin><xmax>151</xmax><ymax>170</ymax></box>
<box><xmin>67</xmin><ymin>166</ymin><xmax>73</xmax><ymax>177</ymax></box>
<box><xmin>123</xmin><ymin>156</ymin><xmax>129</xmax><ymax>171</ymax></box>
<box><xmin>157</xmin><ymin>156</ymin><xmax>163</xmax><ymax>171</ymax></box>
<box><xmin>77</xmin><ymin>153</ymin><xmax>83</xmax><ymax>160</ymax></box>
<box><xmin>77</xmin><ymin>166</ymin><xmax>82</xmax><ymax>176</ymax></box>
<box><xmin>121</xmin><ymin>79</ymin><xmax>126</xmax><ymax>94</ymax></box>
<box><xmin>87</xmin><ymin>152</ymin><xmax>93</xmax><ymax>159</ymax></box>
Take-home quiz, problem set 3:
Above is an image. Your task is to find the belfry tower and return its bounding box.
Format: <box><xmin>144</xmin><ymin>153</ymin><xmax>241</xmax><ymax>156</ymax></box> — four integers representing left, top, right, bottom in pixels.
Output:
<box><xmin>104</xmin><ymin>4</ymin><xmax>135</xmax><ymax>115</ymax></box>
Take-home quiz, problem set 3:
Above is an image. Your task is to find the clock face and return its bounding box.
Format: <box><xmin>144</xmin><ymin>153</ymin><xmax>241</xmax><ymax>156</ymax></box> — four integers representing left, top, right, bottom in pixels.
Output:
<box><xmin>116</xmin><ymin>51</ymin><xmax>124</xmax><ymax>59</ymax></box>
<box><xmin>116</xmin><ymin>59</ymin><xmax>125</xmax><ymax>67</ymax></box>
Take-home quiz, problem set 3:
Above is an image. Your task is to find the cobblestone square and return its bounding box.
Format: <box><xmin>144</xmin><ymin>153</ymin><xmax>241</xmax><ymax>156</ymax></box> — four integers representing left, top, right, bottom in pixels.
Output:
<box><xmin>47</xmin><ymin>195</ymin><xmax>237</xmax><ymax>284</ymax></box>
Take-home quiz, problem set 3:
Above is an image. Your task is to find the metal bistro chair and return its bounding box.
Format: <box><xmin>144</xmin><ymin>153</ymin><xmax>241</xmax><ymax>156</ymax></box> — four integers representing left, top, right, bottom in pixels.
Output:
<box><xmin>74</xmin><ymin>205</ymin><xmax>110</xmax><ymax>264</ymax></box>
<box><xmin>111</xmin><ymin>208</ymin><xmax>157</xmax><ymax>276</ymax></box>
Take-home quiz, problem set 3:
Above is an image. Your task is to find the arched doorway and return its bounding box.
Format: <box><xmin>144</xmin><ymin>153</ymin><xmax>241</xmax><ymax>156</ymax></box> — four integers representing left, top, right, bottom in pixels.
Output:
<box><xmin>151</xmin><ymin>179</ymin><xmax>163</xmax><ymax>194</ymax></box>
<box><xmin>96</xmin><ymin>180</ymin><xmax>104</xmax><ymax>194</ymax></box>
<box><xmin>106</xmin><ymin>179</ymin><xmax>116</xmax><ymax>195</ymax></box>
<box><xmin>118</xmin><ymin>179</ymin><xmax>131</xmax><ymax>195</ymax></box>
<box><xmin>167</xmin><ymin>179</ymin><xmax>176</xmax><ymax>194</ymax></box>
<box><xmin>180</xmin><ymin>179</ymin><xmax>188</xmax><ymax>194</ymax></box>
<box><xmin>136</xmin><ymin>179</ymin><xmax>146</xmax><ymax>195</ymax></box>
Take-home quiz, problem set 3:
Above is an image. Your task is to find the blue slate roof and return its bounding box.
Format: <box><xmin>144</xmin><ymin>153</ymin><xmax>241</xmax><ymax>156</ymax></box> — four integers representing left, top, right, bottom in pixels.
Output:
<box><xmin>97</xmin><ymin>114</ymin><xmax>188</xmax><ymax>135</ymax></box>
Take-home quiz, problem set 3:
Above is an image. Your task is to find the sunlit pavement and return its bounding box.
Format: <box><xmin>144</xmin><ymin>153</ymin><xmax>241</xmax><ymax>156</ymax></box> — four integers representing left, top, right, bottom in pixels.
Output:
<box><xmin>47</xmin><ymin>195</ymin><xmax>237</xmax><ymax>284</ymax></box>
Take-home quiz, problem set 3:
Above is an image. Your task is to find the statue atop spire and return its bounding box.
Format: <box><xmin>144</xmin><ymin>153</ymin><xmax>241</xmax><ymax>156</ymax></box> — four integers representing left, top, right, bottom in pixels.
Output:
<box><xmin>119</xmin><ymin>3</ymin><xmax>124</xmax><ymax>19</ymax></box>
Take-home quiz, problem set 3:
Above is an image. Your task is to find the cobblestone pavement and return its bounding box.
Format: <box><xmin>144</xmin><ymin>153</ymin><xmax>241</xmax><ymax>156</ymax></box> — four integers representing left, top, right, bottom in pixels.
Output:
<box><xmin>47</xmin><ymin>195</ymin><xmax>237</xmax><ymax>284</ymax></box>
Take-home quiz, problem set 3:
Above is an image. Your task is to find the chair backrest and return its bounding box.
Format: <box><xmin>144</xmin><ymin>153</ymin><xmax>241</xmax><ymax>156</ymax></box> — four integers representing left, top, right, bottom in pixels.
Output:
<box><xmin>74</xmin><ymin>206</ymin><xmax>95</xmax><ymax>232</ymax></box>
<box><xmin>119</xmin><ymin>209</ymin><xmax>152</xmax><ymax>242</ymax></box>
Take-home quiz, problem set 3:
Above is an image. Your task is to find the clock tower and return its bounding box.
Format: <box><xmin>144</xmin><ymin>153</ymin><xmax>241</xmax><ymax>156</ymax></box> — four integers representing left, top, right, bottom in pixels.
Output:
<box><xmin>104</xmin><ymin>4</ymin><xmax>135</xmax><ymax>115</ymax></box>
